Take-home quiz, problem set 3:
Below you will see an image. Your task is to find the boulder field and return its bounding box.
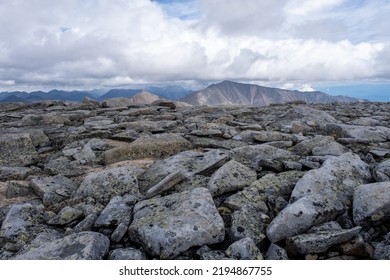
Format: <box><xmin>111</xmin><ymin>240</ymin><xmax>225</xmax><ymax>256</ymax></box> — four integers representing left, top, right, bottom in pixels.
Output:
<box><xmin>0</xmin><ymin>100</ymin><xmax>389</xmax><ymax>260</ymax></box>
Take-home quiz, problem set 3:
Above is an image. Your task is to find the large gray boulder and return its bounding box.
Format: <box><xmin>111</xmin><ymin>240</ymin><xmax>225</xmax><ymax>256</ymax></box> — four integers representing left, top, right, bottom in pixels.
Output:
<box><xmin>129</xmin><ymin>187</ymin><xmax>225</xmax><ymax>259</ymax></box>
<box><xmin>73</xmin><ymin>166</ymin><xmax>140</xmax><ymax>205</ymax></box>
<box><xmin>30</xmin><ymin>175</ymin><xmax>78</xmax><ymax>207</ymax></box>
<box><xmin>0</xmin><ymin>133</ymin><xmax>38</xmax><ymax>167</ymax></box>
<box><xmin>286</xmin><ymin>227</ymin><xmax>362</xmax><ymax>255</ymax></box>
<box><xmin>353</xmin><ymin>182</ymin><xmax>390</xmax><ymax>226</ymax></box>
<box><xmin>138</xmin><ymin>149</ymin><xmax>229</xmax><ymax>194</ymax></box>
<box><xmin>14</xmin><ymin>231</ymin><xmax>110</xmax><ymax>260</ymax></box>
<box><xmin>266</xmin><ymin>194</ymin><xmax>345</xmax><ymax>243</ymax></box>
<box><xmin>94</xmin><ymin>195</ymin><xmax>136</xmax><ymax>228</ymax></box>
<box><xmin>373</xmin><ymin>159</ymin><xmax>390</xmax><ymax>182</ymax></box>
<box><xmin>0</xmin><ymin>203</ymin><xmax>49</xmax><ymax>251</ymax></box>
<box><xmin>291</xmin><ymin>153</ymin><xmax>371</xmax><ymax>203</ymax></box>
<box><xmin>207</xmin><ymin>160</ymin><xmax>257</xmax><ymax>197</ymax></box>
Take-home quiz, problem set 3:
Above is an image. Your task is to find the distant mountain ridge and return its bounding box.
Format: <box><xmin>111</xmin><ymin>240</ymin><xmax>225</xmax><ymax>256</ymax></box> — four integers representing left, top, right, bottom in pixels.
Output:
<box><xmin>181</xmin><ymin>81</ymin><xmax>367</xmax><ymax>106</ymax></box>
<box><xmin>0</xmin><ymin>81</ymin><xmax>366</xmax><ymax>105</ymax></box>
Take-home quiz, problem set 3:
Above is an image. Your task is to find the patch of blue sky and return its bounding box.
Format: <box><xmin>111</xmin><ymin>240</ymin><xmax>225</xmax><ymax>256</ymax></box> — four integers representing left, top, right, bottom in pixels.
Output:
<box><xmin>152</xmin><ymin>0</ymin><xmax>201</xmax><ymax>20</ymax></box>
<box><xmin>317</xmin><ymin>83</ymin><xmax>390</xmax><ymax>102</ymax></box>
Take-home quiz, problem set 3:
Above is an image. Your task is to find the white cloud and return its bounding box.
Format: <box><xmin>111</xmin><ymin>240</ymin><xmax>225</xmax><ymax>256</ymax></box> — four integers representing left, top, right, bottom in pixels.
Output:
<box><xmin>0</xmin><ymin>0</ymin><xmax>389</xmax><ymax>91</ymax></box>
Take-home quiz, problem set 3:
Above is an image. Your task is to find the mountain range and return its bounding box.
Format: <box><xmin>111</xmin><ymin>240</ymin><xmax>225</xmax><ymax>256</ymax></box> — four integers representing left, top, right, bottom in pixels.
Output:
<box><xmin>0</xmin><ymin>81</ymin><xmax>367</xmax><ymax>106</ymax></box>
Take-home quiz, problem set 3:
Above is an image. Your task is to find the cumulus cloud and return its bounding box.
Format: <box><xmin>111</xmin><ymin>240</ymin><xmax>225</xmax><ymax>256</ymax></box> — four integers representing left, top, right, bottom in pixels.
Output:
<box><xmin>0</xmin><ymin>0</ymin><xmax>389</xmax><ymax>91</ymax></box>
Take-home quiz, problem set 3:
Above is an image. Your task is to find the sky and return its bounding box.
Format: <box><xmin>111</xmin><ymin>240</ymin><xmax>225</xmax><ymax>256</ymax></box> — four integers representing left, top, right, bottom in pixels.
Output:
<box><xmin>0</xmin><ymin>0</ymin><xmax>389</xmax><ymax>100</ymax></box>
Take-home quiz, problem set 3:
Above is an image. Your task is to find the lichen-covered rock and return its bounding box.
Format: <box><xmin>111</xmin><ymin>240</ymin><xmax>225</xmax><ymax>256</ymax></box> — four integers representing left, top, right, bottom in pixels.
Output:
<box><xmin>208</xmin><ymin>160</ymin><xmax>256</xmax><ymax>196</ymax></box>
<box><xmin>291</xmin><ymin>153</ymin><xmax>371</xmax><ymax>203</ymax></box>
<box><xmin>94</xmin><ymin>195</ymin><xmax>136</xmax><ymax>228</ymax></box>
<box><xmin>108</xmin><ymin>248</ymin><xmax>147</xmax><ymax>260</ymax></box>
<box><xmin>286</xmin><ymin>227</ymin><xmax>362</xmax><ymax>255</ymax></box>
<box><xmin>129</xmin><ymin>187</ymin><xmax>225</xmax><ymax>259</ymax></box>
<box><xmin>30</xmin><ymin>175</ymin><xmax>78</xmax><ymax>207</ymax></box>
<box><xmin>291</xmin><ymin>136</ymin><xmax>335</xmax><ymax>156</ymax></box>
<box><xmin>0</xmin><ymin>203</ymin><xmax>49</xmax><ymax>251</ymax></box>
<box><xmin>231</xmin><ymin>144</ymin><xmax>294</xmax><ymax>170</ymax></box>
<box><xmin>226</xmin><ymin>237</ymin><xmax>263</xmax><ymax>260</ymax></box>
<box><xmin>330</xmin><ymin>124</ymin><xmax>390</xmax><ymax>143</ymax></box>
<box><xmin>73</xmin><ymin>166</ymin><xmax>140</xmax><ymax>205</ymax></box>
<box><xmin>47</xmin><ymin>206</ymin><xmax>83</xmax><ymax>226</ymax></box>
<box><xmin>311</xmin><ymin>141</ymin><xmax>350</xmax><ymax>156</ymax></box>
<box><xmin>44</xmin><ymin>156</ymin><xmax>88</xmax><ymax>177</ymax></box>
<box><xmin>0</xmin><ymin>133</ymin><xmax>38</xmax><ymax>167</ymax></box>
<box><xmin>266</xmin><ymin>194</ymin><xmax>345</xmax><ymax>243</ymax></box>
<box><xmin>353</xmin><ymin>182</ymin><xmax>390</xmax><ymax>226</ymax></box>
<box><xmin>13</xmin><ymin>231</ymin><xmax>110</xmax><ymax>260</ymax></box>
<box><xmin>19</xmin><ymin>113</ymin><xmax>70</xmax><ymax>126</ymax></box>
<box><xmin>266</xmin><ymin>243</ymin><xmax>289</xmax><ymax>260</ymax></box>
<box><xmin>103</xmin><ymin>133</ymin><xmax>192</xmax><ymax>164</ymax></box>
<box><xmin>230</xmin><ymin>205</ymin><xmax>269</xmax><ymax>245</ymax></box>
<box><xmin>0</xmin><ymin>167</ymin><xmax>34</xmax><ymax>181</ymax></box>
<box><xmin>138</xmin><ymin>149</ymin><xmax>229</xmax><ymax>194</ymax></box>
<box><xmin>5</xmin><ymin>181</ymin><xmax>35</xmax><ymax>199</ymax></box>
<box><xmin>373</xmin><ymin>159</ymin><xmax>390</xmax><ymax>182</ymax></box>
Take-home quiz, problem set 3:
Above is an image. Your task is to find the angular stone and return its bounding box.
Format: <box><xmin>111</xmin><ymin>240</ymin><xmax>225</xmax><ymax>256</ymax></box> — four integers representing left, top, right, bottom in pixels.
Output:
<box><xmin>138</xmin><ymin>149</ymin><xmax>229</xmax><ymax>194</ymax></box>
<box><xmin>225</xmin><ymin>237</ymin><xmax>263</xmax><ymax>260</ymax></box>
<box><xmin>291</xmin><ymin>153</ymin><xmax>371</xmax><ymax>203</ymax></box>
<box><xmin>44</xmin><ymin>156</ymin><xmax>88</xmax><ymax>177</ymax></box>
<box><xmin>196</xmin><ymin>246</ymin><xmax>228</xmax><ymax>260</ymax></box>
<box><xmin>129</xmin><ymin>188</ymin><xmax>225</xmax><ymax>259</ymax></box>
<box><xmin>253</xmin><ymin>131</ymin><xmax>296</xmax><ymax>143</ymax></box>
<box><xmin>373</xmin><ymin>159</ymin><xmax>390</xmax><ymax>182</ymax></box>
<box><xmin>266</xmin><ymin>194</ymin><xmax>345</xmax><ymax>243</ymax></box>
<box><xmin>19</xmin><ymin>113</ymin><xmax>70</xmax><ymax>126</ymax></box>
<box><xmin>145</xmin><ymin>171</ymin><xmax>187</xmax><ymax>199</ymax></box>
<box><xmin>231</xmin><ymin>144</ymin><xmax>294</xmax><ymax>170</ymax></box>
<box><xmin>208</xmin><ymin>160</ymin><xmax>257</xmax><ymax>197</ymax></box>
<box><xmin>14</xmin><ymin>231</ymin><xmax>110</xmax><ymax>260</ymax></box>
<box><xmin>266</xmin><ymin>243</ymin><xmax>289</xmax><ymax>260</ymax></box>
<box><xmin>286</xmin><ymin>227</ymin><xmax>362</xmax><ymax>255</ymax></box>
<box><xmin>333</xmin><ymin>124</ymin><xmax>390</xmax><ymax>143</ymax></box>
<box><xmin>5</xmin><ymin>181</ymin><xmax>35</xmax><ymax>199</ymax></box>
<box><xmin>110</xmin><ymin>223</ymin><xmax>129</xmax><ymax>243</ymax></box>
<box><xmin>230</xmin><ymin>205</ymin><xmax>269</xmax><ymax>244</ymax></box>
<box><xmin>312</xmin><ymin>141</ymin><xmax>350</xmax><ymax>156</ymax></box>
<box><xmin>372</xmin><ymin>233</ymin><xmax>390</xmax><ymax>260</ymax></box>
<box><xmin>291</xmin><ymin>136</ymin><xmax>334</xmax><ymax>156</ymax></box>
<box><xmin>94</xmin><ymin>196</ymin><xmax>135</xmax><ymax>228</ymax></box>
<box><xmin>0</xmin><ymin>203</ymin><xmax>48</xmax><ymax>251</ymax></box>
<box><xmin>103</xmin><ymin>133</ymin><xmax>192</xmax><ymax>164</ymax></box>
<box><xmin>0</xmin><ymin>133</ymin><xmax>38</xmax><ymax>167</ymax></box>
<box><xmin>0</xmin><ymin>167</ymin><xmax>34</xmax><ymax>181</ymax></box>
<box><xmin>108</xmin><ymin>248</ymin><xmax>147</xmax><ymax>260</ymax></box>
<box><xmin>47</xmin><ymin>206</ymin><xmax>83</xmax><ymax>226</ymax></box>
<box><xmin>30</xmin><ymin>175</ymin><xmax>78</xmax><ymax>207</ymax></box>
<box><xmin>73</xmin><ymin>166</ymin><xmax>140</xmax><ymax>205</ymax></box>
<box><xmin>353</xmin><ymin>182</ymin><xmax>390</xmax><ymax>226</ymax></box>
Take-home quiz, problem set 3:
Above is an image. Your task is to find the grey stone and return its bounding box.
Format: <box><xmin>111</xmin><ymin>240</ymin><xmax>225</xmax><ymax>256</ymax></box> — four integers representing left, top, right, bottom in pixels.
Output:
<box><xmin>291</xmin><ymin>153</ymin><xmax>371</xmax><ymax>203</ymax></box>
<box><xmin>14</xmin><ymin>231</ymin><xmax>110</xmax><ymax>260</ymax></box>
<box><xmin>0</xmin><ymin>167</ymin><xmax>34</xmax><ymax>181</ymax></box>
<box><xmin>231</xmin><ymin>144</ymin><xmax>294</xmax><ymax>170</ymax></box>
<box><xmin>5</xmin><ymin>181</ymin><xmax>35</xmax><ymax>199</ymax></box>
<box><xmin>196</xmin><ymin>246</ymin><xmax>228</xmax><ymax>260</ymax></box>
<box><xmin>94</xmin><ymin>196</ymin><xmax>134</xmax><ymax>228</ymax></box>
<box><xmin>108</xmin><ymin>248</ymin><xmax>147</xmax><ymax>260</ymax></box>
<box><xmin>0</xmin><ymin>133</ymin><xmax>38</xmax><ymax>167</ymax></box>
<box><xmin>145</xmin><ymin>171</ymin><xmax>187</xmax><ymax>199</ymax></box>
<box><xmin>19</xmin><ymin>113</ymin><xmax>70</xmax><ymax>126</ymax></box>
<box><xmin>47</xmin><ymin>206</ymin><xmax>84</xmax><ymax>226</ymax></box>
<box><xmin>129</xmin><ymin>187</ymin><xmax>225</xmax><ymax>259</ymax></box>
<box><xmin>44</xmin><ymin>156</ymin><xmax>88</xmax><ymax>177</ymax></box>
<box><xmin>328</xmin><ymin>124</ymin><xmax>390</xmax><ymax>143</ymax></box>
<box><xmin>110</xmin><ymin>223</ymin><xmax>128</xmax><ymax>243</ymax></box>
<box><xmin>73</xmin><ymin>166</ymin><xmax>140</xmax><ymax>205</ymax></box>
<box><xmin>138</xmin><ymin>149</ymin><xmax>229</xmax><ymax>194</ymax></box>
<box><xmin>372</xmin><ymin>233</ymin><xmax>390</xmax><ymax>260</ymax></box>
<box><xmin>312</xmin><ymin>141</ymin><xmax>350</xmax><ymax>156</ymax></box>
<box><xmin>286</xmin><ymin>227</ymin><xmax>362</xmax><ymax>255</ymax></box>
<box><xmin>30</xmin><ymin>175</ymin><xmax>78</xmax><ymax>207</ymax></box>
<box><xmin>291</xmin><ymin>136</ymin><xmax>334</xmax><ymax>156</ymax></box>
<box><xmin>353</xmin><ymin>182</ymin><xmax>390</xmax><ymax>226</ymax></box>
<box><xmin>208</xmin><ymin>160</ymin><xmax>257</xmax><ymax>197</ymax></box>
<box><xmin>266</xmin><ymin>243</ymin><xmax>289</xmax><ymax>260</ymax></box>
<box><xmin>73</xmin><ymin>213</ymin><xmax>98</xmax><ymax>233</ymax></box>
<box><xmin>0</xmin><ymin>203</ymin><xmax>48</xmax><ymax>251</ymax></box>
<box><xmin>102</xmin><ymin>133</ymin><xmax>192</xmax><ymax>164</ymax></box>
<box><xmin>253</xmin><ymin>131</ymin><xmax>296</xmax><ymax>143</ymax></box>
<box><xmin>307</xmin><ymin>221</ymin><xmax>342</xmax><ymax>233</ymax></box>
<box><xmin>266</xmin><ymin>194</ymin><xmax>345</xmax><ymax>243</ymax></box>
<box><xmin>373</xmin><ymin>159</ymin><xmax>390</xmax><ymax>182</ymax></box>
<box><xmin>230</xmin><ymin>205</ymin><xmax>270</xmax><ymax>244</ymax></box>
<box><xmin>226</xmin><ymin>237</ymin><xmax>263</xmax><ymax>260</ymax></box>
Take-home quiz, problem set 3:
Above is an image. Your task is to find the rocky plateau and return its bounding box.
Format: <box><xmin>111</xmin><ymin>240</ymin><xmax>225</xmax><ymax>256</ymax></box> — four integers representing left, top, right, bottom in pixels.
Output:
<box><xmin>0</xmin><ymin>98</ymin><xmax>389</xmax><ymax>260</ymax></box>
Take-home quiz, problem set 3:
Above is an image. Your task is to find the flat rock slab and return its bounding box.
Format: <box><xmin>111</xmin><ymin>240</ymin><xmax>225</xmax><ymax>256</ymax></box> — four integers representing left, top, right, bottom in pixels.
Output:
<box><xmin>208</xmin><ymin>160</ymin><xmax>257</xmax><ymax>196</ymax></box>
<box><xmin>138</xmin><ymin>149</ymin><xmax>229</xmax><ymax>194</ymax></box>
<box><xmin>353</xmin><ymin>182</ymin><xmax>390</xmax><ymax>226</ymax></box>
<box><xmin>94</xmin><ymin>196</ymin><xmax>136</xmax><ymax>228</ymax></box>
<box><xmin>14</xmin><ymin>231</ymin><xmax>110</xmax><ymax>260</ymax></box>
<box><xmin>266</xmin><ymin>193</ymin><xmax>345</xmax><ymax>243</ymax></box>
<box><xmin>291</xmin><ymin>153</ymin><xmax>371</xmax><ymax>202</ymax></box>
<box><xmin>0</xmin><ymin>133</ymin><xmax>38</xmax><ymax>167</ymax></box>
<box><xmin>30</xmin><ymin>175</ymin><xmax>78</xmax><ymax>207</ymax></box>
<box><xmin>286</xmin><ymin>227</ymin><xmax>362</xmax><ymax>255</ymax></box>
<box><xmin>73</xmin><ymin>166</ymin><xmax>140</xmax><ymax>205</ymax></box>
<box><xmin>129</xmin><ymin>187</ymin><xmax>225</xmax><ymax>259</ymax></box>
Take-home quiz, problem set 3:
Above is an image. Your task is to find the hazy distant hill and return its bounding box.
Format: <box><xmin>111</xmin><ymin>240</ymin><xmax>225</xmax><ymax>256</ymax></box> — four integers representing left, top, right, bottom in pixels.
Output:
<box><xmin>147</xmin><ymin>85</ymin><xmax>192</xmax><ymax>100</ymax></box>
<box><xmin>98</xmin><ymin>89</ymin><xmax>141</xmax><ymax>100</ymax></box>
<box><xmin>128</xmin><ymin>90</ymin><xmax>164</xmax><ymax>104</ymax></box>
<box><xmin>0</xmin><ymin>90</ymin><xmax>96</xmax><ymax>103</ymax></box>
<box><xmin>182</xmin><ymin>81</ymin><xmax>366</xmax><ymax>106</ymax></box>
